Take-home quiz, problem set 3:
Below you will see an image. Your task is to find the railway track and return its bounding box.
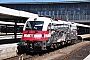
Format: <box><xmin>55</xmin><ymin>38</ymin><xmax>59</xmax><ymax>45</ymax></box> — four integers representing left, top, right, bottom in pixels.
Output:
<box><xmin>3</xmin><ymin>40</ymin><xmax>90</xmax><ymax>60</ymax></box>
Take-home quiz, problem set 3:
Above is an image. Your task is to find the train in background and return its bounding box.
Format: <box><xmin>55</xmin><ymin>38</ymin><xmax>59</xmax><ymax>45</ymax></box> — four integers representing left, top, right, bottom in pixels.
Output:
<box><xmin>17</xmin><ymin>16</ymin><xmax>78</xmax><ymax>54</ymax></box>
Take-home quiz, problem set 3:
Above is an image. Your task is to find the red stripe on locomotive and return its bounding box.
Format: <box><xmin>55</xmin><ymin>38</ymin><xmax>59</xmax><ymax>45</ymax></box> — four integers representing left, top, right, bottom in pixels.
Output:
<box><xmin>22</xmin><ymin>37</ymin><xmax>48</xmax><ymax>41</ymax></box>
<box><xmin>22</xmin><ymin>30</ymin><xmax>50</xmax><ymax>41</ymax></box>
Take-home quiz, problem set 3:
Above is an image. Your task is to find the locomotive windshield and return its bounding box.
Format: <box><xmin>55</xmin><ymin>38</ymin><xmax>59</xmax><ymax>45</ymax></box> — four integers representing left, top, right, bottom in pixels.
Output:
<box><xmin>25</xmin><ymin>21</ymin><xmax>44</xmax><ymax>30</ymax></box>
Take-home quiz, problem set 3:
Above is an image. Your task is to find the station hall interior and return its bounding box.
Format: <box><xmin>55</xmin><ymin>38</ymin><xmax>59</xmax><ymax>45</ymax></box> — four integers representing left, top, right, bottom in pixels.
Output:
<box><xmin>0</xmin><ymin>1</ymin><xmax>90</xmax><ymax>39</ymax></box>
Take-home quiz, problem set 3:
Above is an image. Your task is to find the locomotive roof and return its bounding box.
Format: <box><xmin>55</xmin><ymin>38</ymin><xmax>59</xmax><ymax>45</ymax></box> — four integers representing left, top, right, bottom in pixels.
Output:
<box><xmin>27</xmin><ymin>17</ymin><xmax>52</xmax><ymax>22</ymax></box>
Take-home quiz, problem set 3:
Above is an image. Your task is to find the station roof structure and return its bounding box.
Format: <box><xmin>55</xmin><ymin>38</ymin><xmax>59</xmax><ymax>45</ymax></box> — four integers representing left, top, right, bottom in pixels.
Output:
<box><xmin>75</xmin><ymin>23</ymin><xmax>90</xmax><ymax>27</ymax></box>
<box><xmin>0</xmin><ymin>6</ymin><xmax>38</xmax><ymax>39</ymax></box>
<box><xmin>0</xmin><ymin>1</ymin><xmax>90</xmax><ymax>4</ymax></box>
<box><xmin>0</xmin><ymin>6</ymin><xmax>38</xmax><ymax>22</ymax></box>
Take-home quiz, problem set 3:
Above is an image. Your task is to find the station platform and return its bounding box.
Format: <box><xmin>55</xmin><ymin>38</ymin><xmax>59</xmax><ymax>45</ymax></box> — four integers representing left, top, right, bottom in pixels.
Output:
<box><xmin>0</xmin><ymin>35</ymin><xmax>21</xmax><ymax>44</ymax></box>
<box><xmin>0</xmin><ymin>43</ymin><xmax>17</xmax><ymax>60</ymax></box>
<box><xmin>78</xmin><ymin>34</ymin><xmax>90</xmax><ymax>40</ymax></box>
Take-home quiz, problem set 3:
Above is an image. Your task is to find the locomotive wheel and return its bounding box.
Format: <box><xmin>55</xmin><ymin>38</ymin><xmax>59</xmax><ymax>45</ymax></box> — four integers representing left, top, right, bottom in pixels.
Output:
<box><xmin>66</xmin><ymin>40</ymin><xmax>71</xmax><ymax>44</ymax></box>
<box><xmin>71</xmin><ymin>40</ymin><xmax>76</xmax><ymax>44</ymax></box>
<box><xmin>61</xmin><ymin>41</ymin><xmax>65</xmax><ymax>45</ymax></box>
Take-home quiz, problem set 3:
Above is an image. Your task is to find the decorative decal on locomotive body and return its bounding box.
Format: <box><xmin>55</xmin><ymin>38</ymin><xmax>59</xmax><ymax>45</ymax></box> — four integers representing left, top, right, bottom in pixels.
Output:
<box><xmin>21</xmin><ymin>16</ymin><xmax>78</xmax><ymax>43</ymax></box>
<box><xmin>17</xmin><ymin>16</ymin><xmax>78</xmax><ymax>53</ymax></box>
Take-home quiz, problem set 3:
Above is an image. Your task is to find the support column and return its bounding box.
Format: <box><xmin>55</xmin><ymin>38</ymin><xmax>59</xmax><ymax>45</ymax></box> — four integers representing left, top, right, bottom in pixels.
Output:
<box><xmin>0</xmin><ymin>25</ymin><xmax>1</xmax><ymax>33</ymax></box>
<box><xmin>14</xmin><ymin>20</ymin><xmax>17</xmax><ymax>39</ymax></box>
<box><xmin>6</xmin><ymin>25</ymin><xmax>7</xmax><ymax>35</ymax></box>
<box><xmin>89</xmin><ymin>27</ymin><xmax>90</xmax><ymax>34</ymax></box>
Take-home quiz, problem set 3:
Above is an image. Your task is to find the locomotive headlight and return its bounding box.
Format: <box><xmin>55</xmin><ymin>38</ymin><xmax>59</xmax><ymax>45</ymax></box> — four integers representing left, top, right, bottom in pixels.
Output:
<box><xmin>21</xmin><ymin>42</ymin><xmax>27</xmax><ymax>45</ymax></box>
<box><xmin>19</xmin><ymin>40</ymin><xmax>27</xmax><ymax>46</ymax></box>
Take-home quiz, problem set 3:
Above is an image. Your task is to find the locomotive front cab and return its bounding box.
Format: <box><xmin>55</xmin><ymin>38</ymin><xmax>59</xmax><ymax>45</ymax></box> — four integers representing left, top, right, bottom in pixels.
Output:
<box><xmin>18</xmin><ymin>17</ymin><xmax>51</xmax><ymax>52</ymax></box>
<box><xmin>22</xmin><ymin>20</ymin><xmax>50</xmax><ymax>41</ymax></box>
